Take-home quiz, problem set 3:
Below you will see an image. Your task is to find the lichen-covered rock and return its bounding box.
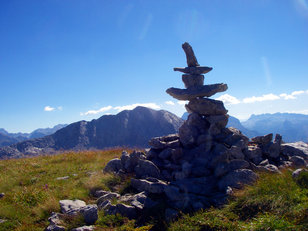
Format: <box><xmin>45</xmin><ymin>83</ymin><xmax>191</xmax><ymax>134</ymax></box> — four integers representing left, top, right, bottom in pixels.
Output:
<box><xmin>59</xmin><ymin>199</ymin><xmax>86</xmax><ymax>214</ymax></box>
<box><xmin>292</xmin><ymin>168</ymin><xmax>307</xmax><ymax>178</ymax></box>
<box><xmin>149</xmin><ymin>134</ymin><xmax>180</xmax><ymax>149</ymax></box>
<box><xmin>244</xmin><ymin>145</ymin><xmax>263</xmax><ymax>165</ymax></box>
<box><xmin>97</xmin><ymin>192</ymin><xmax>120</xmax><ymax>209</ymax></box>
<box><xmin>45</xmin><ymin>224</ymin><xmax>65</xmax><ymax>231</ymax></box>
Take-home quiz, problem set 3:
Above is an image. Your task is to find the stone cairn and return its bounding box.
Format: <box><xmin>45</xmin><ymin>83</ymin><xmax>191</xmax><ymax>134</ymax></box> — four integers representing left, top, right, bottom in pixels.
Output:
<box><xmin>45</xmin><ymin>43</ymin><xmax>308</xmax><ymax>230</ymax></box>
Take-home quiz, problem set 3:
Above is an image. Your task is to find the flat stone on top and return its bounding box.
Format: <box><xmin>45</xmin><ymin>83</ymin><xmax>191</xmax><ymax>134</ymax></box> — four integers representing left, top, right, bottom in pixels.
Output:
<box><xmin>166</xmin><ymin>83</ymin><xmax>228</xmax><ymax>101</ymax></box>
<box><xmin>173</xmin><ymin>66</ymin><xmax>213</xmax><ymax>75</ymax></box>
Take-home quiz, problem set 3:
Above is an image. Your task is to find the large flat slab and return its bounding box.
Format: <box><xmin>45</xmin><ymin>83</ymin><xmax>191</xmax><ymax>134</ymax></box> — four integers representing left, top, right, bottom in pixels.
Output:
<box><xmin>166</xmin><ymin>83</ymin><xmax>228</xmax><ymax>101</ymax></box>
<box><xmin>186</xmin><ymin>98</ymin><xmax>228</xmax><ymax>116</ymax></box>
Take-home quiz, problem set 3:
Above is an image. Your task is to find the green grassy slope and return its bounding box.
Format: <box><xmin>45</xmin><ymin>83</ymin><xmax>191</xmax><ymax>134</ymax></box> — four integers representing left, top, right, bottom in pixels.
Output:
<box><xmin>0</xmin><ymin>150</ymin><xmax>307</xmax><ymax>231</ymax></box>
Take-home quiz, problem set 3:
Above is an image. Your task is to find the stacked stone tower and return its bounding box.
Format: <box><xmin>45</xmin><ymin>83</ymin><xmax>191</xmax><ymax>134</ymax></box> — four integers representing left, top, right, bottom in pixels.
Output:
<box><xmin>167</xmin><ymin>42</ymin><xmax>229</xmax><ymax>148</ymax></box>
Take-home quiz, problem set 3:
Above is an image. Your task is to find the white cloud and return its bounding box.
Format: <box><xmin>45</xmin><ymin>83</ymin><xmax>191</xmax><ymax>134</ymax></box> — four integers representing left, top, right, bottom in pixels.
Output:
<box><xmin>243</xmin><ymin>93</ymin><xmax>280</xmax><ymax>103</ymax></box>
<box><xmin>279</xmin><ymin>90</ymin><xmax>306</xmax><ymax>100</ymax></box>
<box><xmin>177</xmin><ymin>101</ymin><xmax>187</xmax><ymax>105</ymax></box>
<box><xmin>279</xmin><ymin>93</ymin><xmax>296</xmax><ymax>100</ymax></box>
<box><xmin>114</xmin><ymin>103</ymin><xmax>160</xmax><ymax>112</ymax></box>
<box><xmin>81</xmin><ymin>106</ymin><xmax>113</xmax><ymax>116</ymax></box>
<box><xmin>216</xmin><ymin>94</ymin><xmax>240</xmax><ymax>105</ymax></box>
<box><xmin>44</xmin><ymin>106</ymin><xmax>55</xmax><ymax>112</ymax></box>
<box><xmin>165</xmin><ymin>101</ymin><xmax>175</xmax><ymax>105</ymax></box>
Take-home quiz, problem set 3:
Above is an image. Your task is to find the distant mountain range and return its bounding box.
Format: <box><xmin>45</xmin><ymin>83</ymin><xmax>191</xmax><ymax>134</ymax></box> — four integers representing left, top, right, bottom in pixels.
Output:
<box><xmin>1</xmin><ymin>109</ymin><xmax>307</xmax><ymax>159</ymax></box>
<box><xmin>0</xmin><ymin>107</ymin><xmax>183</xmax><ymax>159</ymax></box>
<box><xmin>182</xmin><ymin>112</ymin><xmax>308</xmax><ymax>142</ymax></box>
<box><xmin>0</xmin><ymin>124</ymin><xmax>67</xmax><ymax>147</ymax></box>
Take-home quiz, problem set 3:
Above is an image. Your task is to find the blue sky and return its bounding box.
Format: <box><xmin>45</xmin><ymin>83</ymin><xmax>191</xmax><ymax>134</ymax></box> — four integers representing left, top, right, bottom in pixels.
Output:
<box><xmin>0</xmin><ymin>0</ymin><xmax>308</xmax><ymax>133</ymax></box>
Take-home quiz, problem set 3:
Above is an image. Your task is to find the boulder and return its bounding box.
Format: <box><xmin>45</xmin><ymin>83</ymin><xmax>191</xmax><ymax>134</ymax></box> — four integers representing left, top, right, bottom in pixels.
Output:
<box><xmin>104</xmin><ymin>158</ymin><xmax>123</xmax><ymax>173</ymax></box>
<box><xmin>166</xmin><ymin>83</ymin><xmax>228</xmax><ymax>100</ymax></box>
<box><xmin>131</xmin><ymin>178</ymin><xmax>167</xmax><ymax>194</ymax></box>
<box><xmin>79</xmin><ymin>204</ymin><xmax>98</xmax><ymax>225</ymax></box>
<box><xmin>186</xmin><ymin>98</ymin><xmax>228</xmax><ymax>116</ymax></box>
<box><xmin>218</xmin><ymin>169</ymin><xmax>257</xmax><ymax>190</ymax></box>
<box><xmin>135</xmin><ymin>160</ymin><xmax>160</xmax><ymax>179</ymax></box>
<box><xmin>59</xmin><ymin>199</ymin><xmax>86</xmax><ymax>214</ymax></box>
<box><xmin>223</xmin><ymin>127</ymin><xmax>249</xmax><ymax>149</ymax></box>
<box><xmin>289</xmin><ymin>156</ymin><xmax>306</xmax><ymax>168</ymax></box>
<box><xmin>282</xmin><ymin>142</ymin><xmax>308</xmax><ymax>159</ymax></box>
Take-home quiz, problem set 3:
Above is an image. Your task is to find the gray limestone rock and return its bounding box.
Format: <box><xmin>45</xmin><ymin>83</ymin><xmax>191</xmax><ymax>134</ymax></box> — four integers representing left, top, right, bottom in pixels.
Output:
<box><xmin>159</xmin><ymin>148</ymin><xmax>173</xmax><ymax>159</ymax></box>
<box><xmin>228</xmin><ymin>146</ymin><xmax>245</xmax><ymax>160</ymax></box>
<box><xmin>173</xmin><ymin>176</ymin><xmax>216</xmax><ymax>196</ymax></box>
<box><xmin>164</xmin><ymin>185</ymin><xmax>182</xmax><ymax>201</ymax></box>
<box><xmin>263</xmin><ymin>142</ymin><xmax>280</xmax><ymax>159</ymax></box>
<box><xmin>214</xmin><ymin>159</ymin><xmax>250</xmax><ymax>178</ymax></box>
<box><xmin>165</xmin><ymin>208</ymin><xmax>179</xmax><ymax>222</ymax></box>
<box><xmin>59</xmin><ymin>199</ymin><xmax>86</xmax><ymax>214</ymax></box>
<box><xmin>251</xmin><ymin>134</ymin><xmax>273</xmax><ymax>145</ymax></box>
<box><xmin>48</xmin><ymin>212</ymin><xmax>63</xmax><ymax>226</ymax></box>
<box><xmin>218</xmin><ymin>169</ymin><xmax>257</xmax><ymax>190</ymax></box>
<box><xmin>223</xmin><ymin>127</ymin><xmax>249</xmax><ymax>149</ymax></box>
<box><xmin>166</xmin><ymin>83</ymin><xmax>228</xmax><ymax>101</ymax></box>
<box><xmin>71</xmin><ymin>226</ymin><xmax>94</xmax><ymax>231</ymax></box>
<box><xmin>131</xmin><ymin>178</ymin><xmax>167</xmax><ymax>194</ymax></box>
<box><xmin>0</xmin><ymin>192</ymin><xmax>4</xmax><ymax>198</ymax></box>
<box><xmin>103</xmin><ymin>158</ymin><xmax>123</xmax><ymax>173</ymax></box>
<box><xmin>45</xmin><ymin>224</ymin><xmax>65</xmax><ymax>231</ymax></box>
<box><xmin>79</xmin><ymin>204</ymin><xmax>98</xmax><ymax>225</ymax></box>
<box><xmin>205</xmin><ymin>114</ymin><xmax>229</xmax><ymax>130</ymax></box>
<box><xmin>149</xmin><ymin>134</ymin><xmax>180</xmax><ymax>149</ymax></box>
<box><xmin>186</xmin><ymin>98</ymin><xmax>228</xmax><ymax>116</ymax></box>
<box><xmin>281</xmin><ymin>142</ymin><xmax>308</xmax><ymax>159</ymax></box>
<box><xmin>115</xmin><ymin>203</ymin><xmax>137</xmax><ymax>219</ymax></box>
<box><xmin>97</xmin><ymin>192</ymin><xmax>120</xmax><ymax>209</ymax></box>
<box><xmin>257</xmin><ymin>164</ymin><xmax>281</xmax><ymax>174</ymax></box>
<box><xmin>292</xmin><ymin>168</ymin><xmax>307</xmax><ymax>178</ymax></box>
<box><xmin>244</xmin><ymin>146</ymin><xmax>263</xmax><ymax>165</ymax></box>
<box><xmin>179</xmin><ymin>122</ymin><xmax>199</xmax><ymax>147</ymax></box>
<box><xmin>135</xmin><ymin>159</ymin><xmax>160</xmax><ymax>179</ymax></box>
<box><xmin>182</xmin><ymin>74</ymin><xmax>204</xmax><ymax>88</ymax></box>
<box><xmin>182</xmin><ymin>42</ymin><xmax>200</xmax><ymax>67</ymax></box>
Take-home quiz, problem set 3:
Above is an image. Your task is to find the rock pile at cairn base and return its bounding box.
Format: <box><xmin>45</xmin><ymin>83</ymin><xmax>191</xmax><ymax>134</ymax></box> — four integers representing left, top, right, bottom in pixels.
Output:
<box><xmin>102</xmin><ymin>42</ymin><xmax>308</xmax><ymax>220</ymax></box>
<box><xmin>45</xmin><ymin>43</ymin><xmax>308</xmax><ymax>229</ymax></box>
